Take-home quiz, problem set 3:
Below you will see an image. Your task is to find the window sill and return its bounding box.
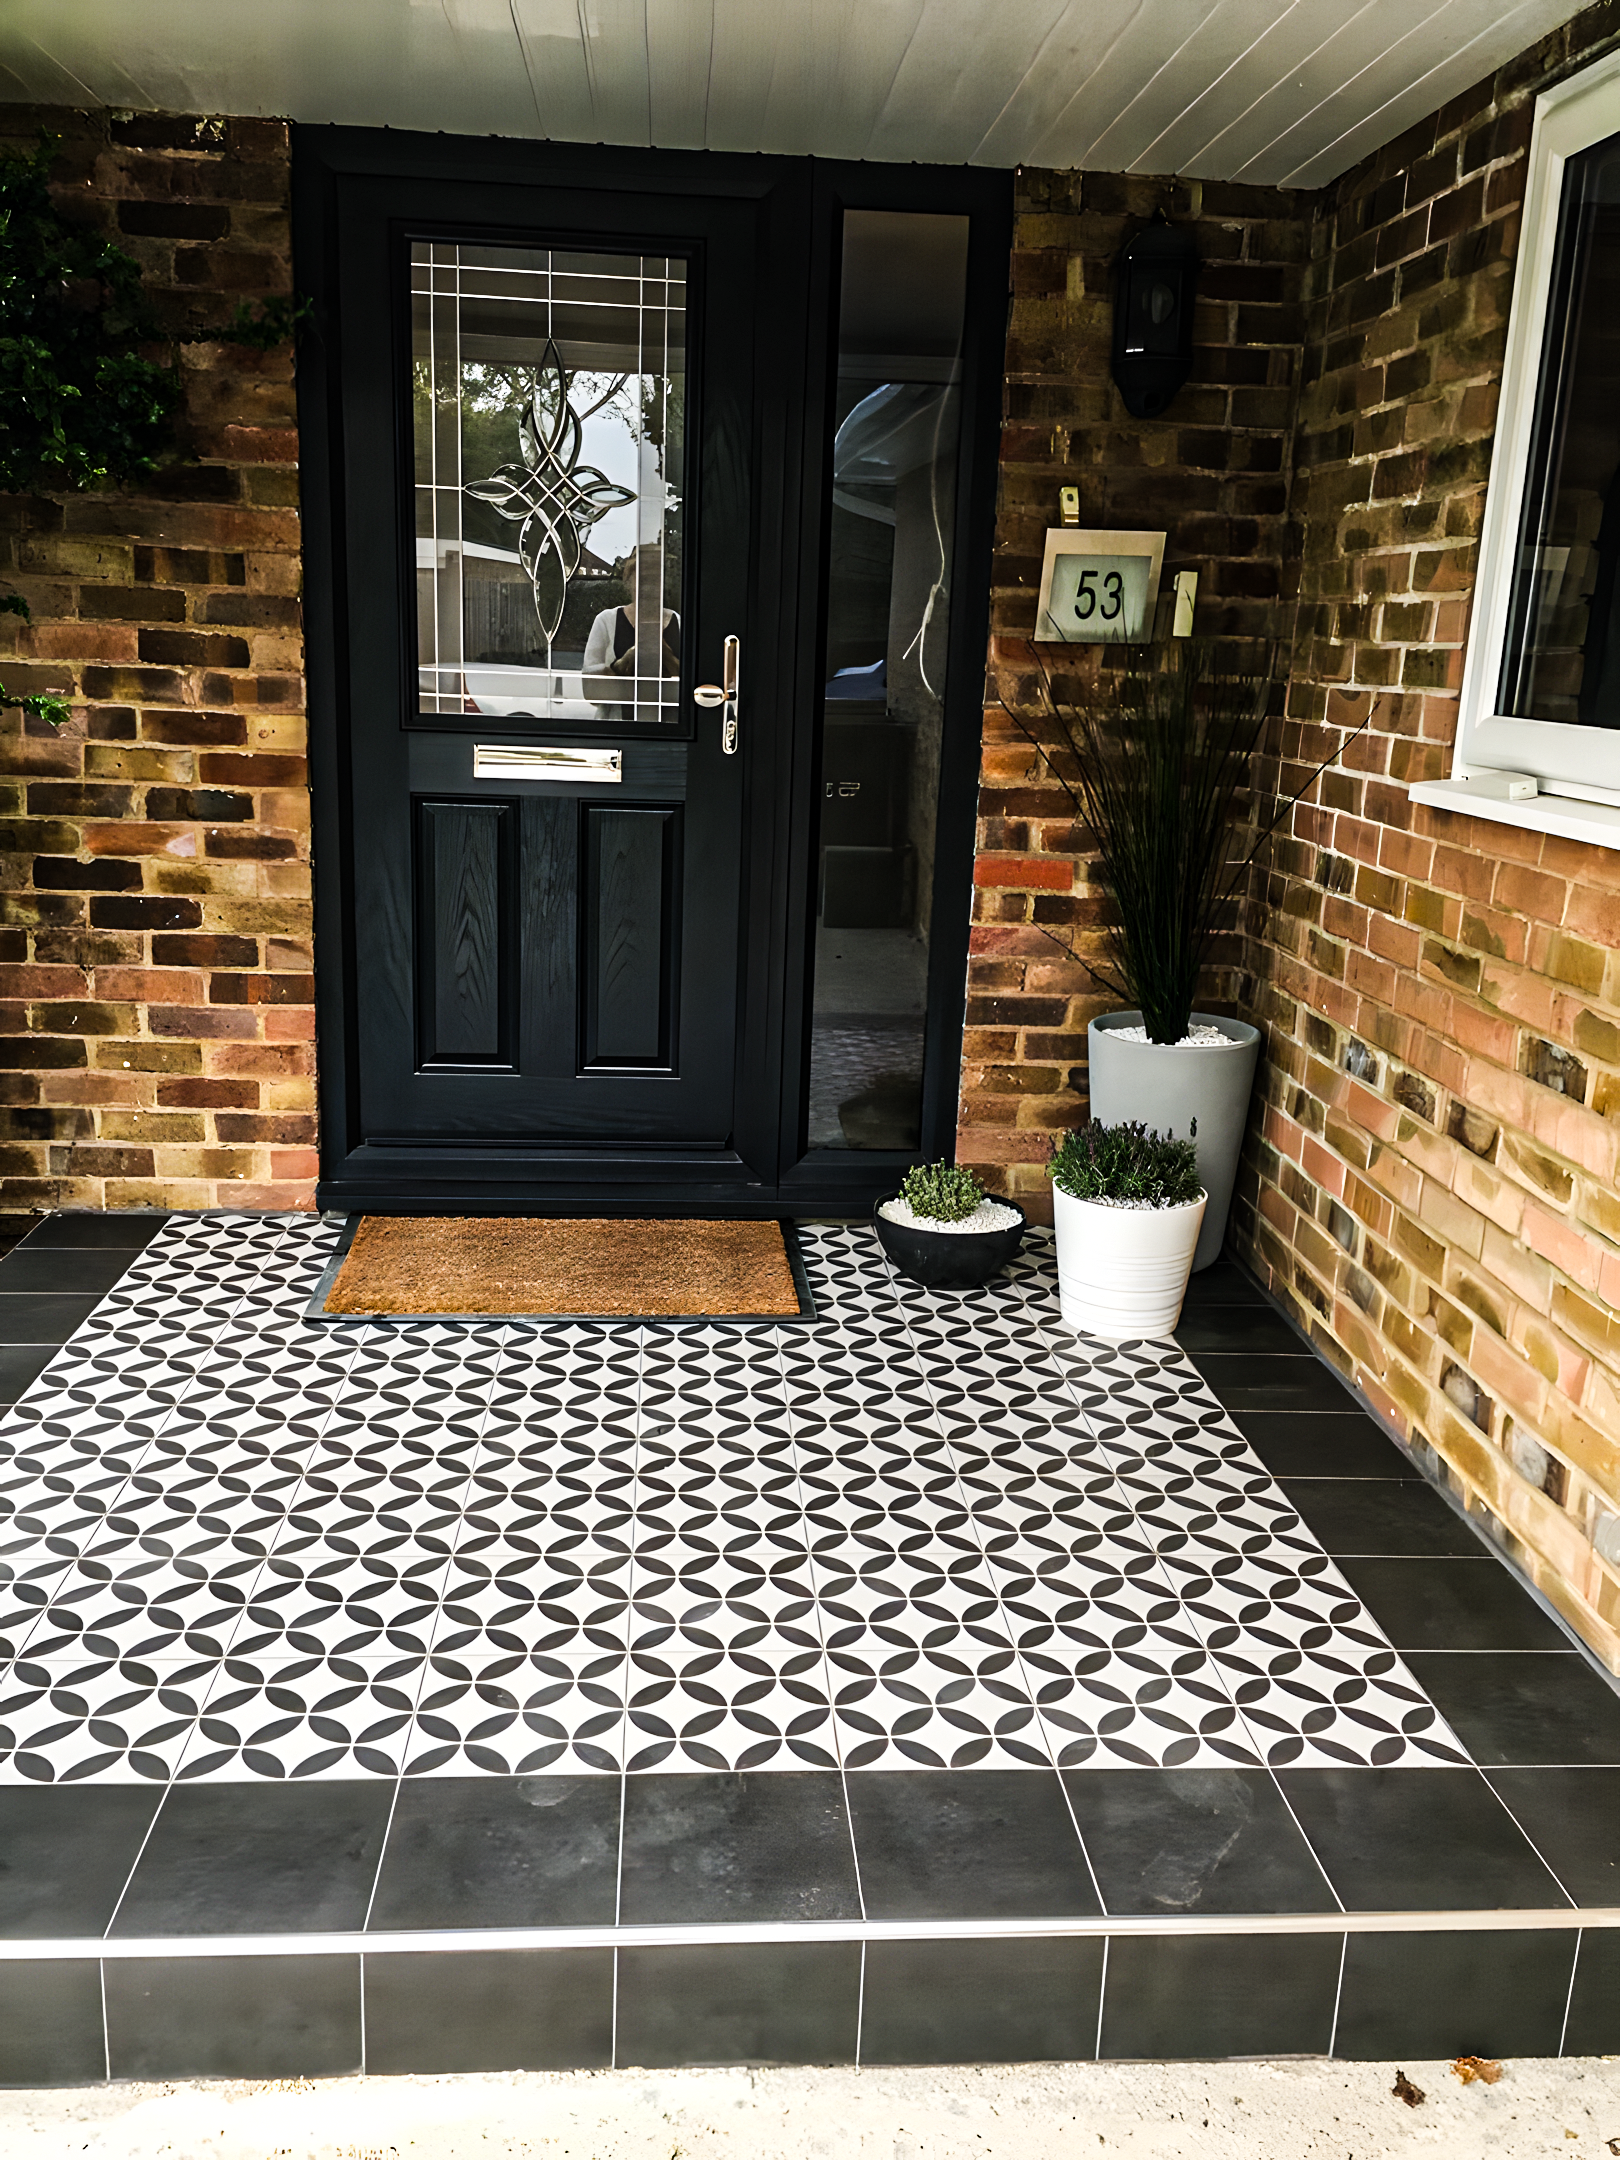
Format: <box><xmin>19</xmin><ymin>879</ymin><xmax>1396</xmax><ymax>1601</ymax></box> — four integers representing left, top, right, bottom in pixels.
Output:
<box><xmin>1409</xmin><ymin>776</ymin><xmax>1620</xmax><ymax>851</ymax></box>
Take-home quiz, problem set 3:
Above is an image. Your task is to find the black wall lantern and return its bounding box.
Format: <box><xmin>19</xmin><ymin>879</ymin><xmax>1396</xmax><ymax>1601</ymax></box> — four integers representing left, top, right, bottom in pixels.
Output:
<box><xmin>1111</xmin><ymin>214</ymin><xmax>1200</xmax><ymax>420</ymax></box>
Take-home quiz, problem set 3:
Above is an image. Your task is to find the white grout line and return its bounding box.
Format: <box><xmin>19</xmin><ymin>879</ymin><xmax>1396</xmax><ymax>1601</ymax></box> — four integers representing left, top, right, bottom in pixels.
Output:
<box><xmin>1266</xmin><ymin>1770</ymin><xmax>1346</xmax><ymax>1916</ymax></box>
<box><xmin>1092</xmin><ymin>1935</ymin><xmax>1108</xmax><ymax>2059</ymax></box>
<box><xmin>360</xmin><ymin>1777</ymin><xmax>404</xmax><ymax>1936</ymax></box>
<box><xmin>1475</xmin><ymin>1768</ymin><xmax>1581</xmax><ymax>1907</ymax></box>
<box><xmin>1557</xmin><ymin>1928</ymin><xmax>1582</xmax><ymax>2057</ymax></box>
<box><xmin>4</xmin><ymin>1907</ymin><xmax>1613</xmax><ymax>1960</ymax></box>
<box><xmin>101</xmin><ymin>1780</ymin><xmax>176</xmax><ymax>1939</ymax></box>
<box><xmin>1325</xmin><ymin>1931</ymin><xmax>1347</xmax><ymax>2055</ymax></box>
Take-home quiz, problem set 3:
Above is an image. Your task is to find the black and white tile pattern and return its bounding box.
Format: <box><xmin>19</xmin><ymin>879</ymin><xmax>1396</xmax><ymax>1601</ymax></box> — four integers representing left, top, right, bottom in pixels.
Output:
<box><xmin>0</xmin><ymin>1214</ymin><xmax>1469</xmax><ymax>1781</ymax></box>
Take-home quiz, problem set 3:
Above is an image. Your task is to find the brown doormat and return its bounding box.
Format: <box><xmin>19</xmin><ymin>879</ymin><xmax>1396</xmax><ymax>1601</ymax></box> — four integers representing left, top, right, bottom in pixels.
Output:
<box><xmin>310</xmin><ymin>1215</ymin><xmax>813</xmax><ymax>1321</ymax></box>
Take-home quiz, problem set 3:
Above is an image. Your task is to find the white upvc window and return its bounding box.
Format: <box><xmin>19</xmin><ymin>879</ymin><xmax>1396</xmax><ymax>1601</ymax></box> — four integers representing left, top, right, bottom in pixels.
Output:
<box><xmin>1413</xmin><ymin>47</ymin><xmax>1620</xmax><ymax>849</ymax></box>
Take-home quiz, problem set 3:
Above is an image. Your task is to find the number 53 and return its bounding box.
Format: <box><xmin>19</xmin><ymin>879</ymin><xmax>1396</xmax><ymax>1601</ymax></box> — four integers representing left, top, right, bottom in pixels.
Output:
<box><xmin>1072</xmin><ymin>569</ymin><xmax>1125</xmax><ymax>624</ymax></box>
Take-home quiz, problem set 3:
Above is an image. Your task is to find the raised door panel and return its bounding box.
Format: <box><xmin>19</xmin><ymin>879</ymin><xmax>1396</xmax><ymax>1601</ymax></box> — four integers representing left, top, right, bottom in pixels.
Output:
<box><xmin>582</xmin><ymin>804</ymin><xmax>680</xmax><ymax>1070</ymax></box>
<box><xmin>414</xmin><ymin>798</ymin><xmax>516</xmax><ymax>1067</ymax></box>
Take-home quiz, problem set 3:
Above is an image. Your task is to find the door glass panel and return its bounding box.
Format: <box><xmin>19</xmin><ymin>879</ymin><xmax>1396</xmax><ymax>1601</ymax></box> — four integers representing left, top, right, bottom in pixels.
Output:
<box><xmin>411</xmin><ymin>240</ymin><xmax>686</xmax><ymax>726</ymax></box>
<box><xmin>806</xmin><ymin>210</ymin><xmax>969</xmax><ymax>1150</ymax></box>
<box><xmin>1498</xmin><ymin>131</ymin><xmax>1620</xmax><ymax>725</ymax></box>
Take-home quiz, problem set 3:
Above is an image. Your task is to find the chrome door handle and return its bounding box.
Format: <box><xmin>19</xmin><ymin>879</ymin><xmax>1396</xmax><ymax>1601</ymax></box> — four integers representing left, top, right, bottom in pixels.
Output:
<box><xmin>694</xmin><ymin>634</ymin><xmax>741</xmax><ymax>754</ymax></box>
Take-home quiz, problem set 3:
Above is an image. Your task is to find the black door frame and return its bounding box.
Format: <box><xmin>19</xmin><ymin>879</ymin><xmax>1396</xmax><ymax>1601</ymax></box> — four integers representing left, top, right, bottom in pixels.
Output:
<box><xmin>294</xmin><ymin>127</ymin><xmax>1011</xmax><ymax>1214</ymax></box>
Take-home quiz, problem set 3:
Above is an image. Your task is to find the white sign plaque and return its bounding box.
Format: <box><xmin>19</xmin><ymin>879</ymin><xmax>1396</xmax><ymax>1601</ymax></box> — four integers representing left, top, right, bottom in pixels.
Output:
<box><xmin>1034</xmin><ymin>528</ymin><xmax>1166</xmax><ymax>645</ymax></box>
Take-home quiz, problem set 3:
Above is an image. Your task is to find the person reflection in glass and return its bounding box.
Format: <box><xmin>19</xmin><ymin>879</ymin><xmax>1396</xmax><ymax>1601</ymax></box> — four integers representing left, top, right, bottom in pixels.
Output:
<box><xmin>583</xmin><ymin>543</ymin><xmax>680</xmax><ymax>719</ymax></box>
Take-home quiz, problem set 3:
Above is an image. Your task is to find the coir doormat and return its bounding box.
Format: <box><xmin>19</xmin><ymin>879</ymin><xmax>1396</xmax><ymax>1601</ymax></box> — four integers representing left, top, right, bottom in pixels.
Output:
<box><xmin>307</xmin><ymin>1215</ymin><xmax>815</xmax><ymax>1323</ymax></box>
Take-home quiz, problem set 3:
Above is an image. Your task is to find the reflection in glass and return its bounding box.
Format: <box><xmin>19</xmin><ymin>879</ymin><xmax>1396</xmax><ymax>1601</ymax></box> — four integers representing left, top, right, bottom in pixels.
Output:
<box><xmin>807</xmin><ymin>211</ymin><xmax>969</xmax><ymax>1150</ymax></box>
<box><xmin>1499</xmin><ymin>133</ymin><xmax>1620</xmax><ymax>726</ymax></box>
<box><xmin>412</xmin><ymin>241</ymin><xmax>685</xmax><ymax>724</ymax></box>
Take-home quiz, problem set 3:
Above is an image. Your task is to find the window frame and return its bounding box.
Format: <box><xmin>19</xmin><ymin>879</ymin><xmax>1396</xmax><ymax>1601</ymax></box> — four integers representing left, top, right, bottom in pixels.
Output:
<box><xmin>1439</xmin><ymin>46</ymin><xmax>1620</xmax><ymax>816</ymax></box>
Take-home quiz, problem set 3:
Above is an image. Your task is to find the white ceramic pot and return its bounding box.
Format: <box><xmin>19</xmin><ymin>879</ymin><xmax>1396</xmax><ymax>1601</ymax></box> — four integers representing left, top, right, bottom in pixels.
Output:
<box><xmin>1052</xmin><ymin>1182</ymin><xmax>1207</xmax><ymax>1340</ymax></box>
<box><xmin>1085</xmin><ymin>1010</ymin><xmax>1261</xmax><ymax>1273</ymax></box>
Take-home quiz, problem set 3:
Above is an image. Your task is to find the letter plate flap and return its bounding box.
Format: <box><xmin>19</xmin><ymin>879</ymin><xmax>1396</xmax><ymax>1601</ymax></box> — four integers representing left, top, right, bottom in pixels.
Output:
<box><xmin>472</xmin><ymin>745</ymin><xmax>623</xmax><ymax>783</ymax></box>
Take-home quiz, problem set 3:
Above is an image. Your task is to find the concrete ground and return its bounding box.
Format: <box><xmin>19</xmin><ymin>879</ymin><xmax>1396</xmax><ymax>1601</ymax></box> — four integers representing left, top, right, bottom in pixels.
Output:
<box><xmin>3</xmin><ymin>2059</ymin><xmax>1618</xmax><ymax>2160</ymax></box>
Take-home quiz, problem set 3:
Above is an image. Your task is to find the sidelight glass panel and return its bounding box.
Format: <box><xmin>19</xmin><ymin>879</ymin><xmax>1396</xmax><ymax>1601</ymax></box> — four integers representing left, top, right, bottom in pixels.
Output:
<box><xmin>411</xmin><ymin>240</ymin><xmax>686</xmax><ymax>725</ymax></box>
<box><xmin>1498</xmin><ymin>131</ymin><xmax>1620</xmax><ymax>726</ymax></box>
<box><xmin>806</xmin><ymin>210</ymin><xmax>969</xmax><ymax>1150</ymax></box>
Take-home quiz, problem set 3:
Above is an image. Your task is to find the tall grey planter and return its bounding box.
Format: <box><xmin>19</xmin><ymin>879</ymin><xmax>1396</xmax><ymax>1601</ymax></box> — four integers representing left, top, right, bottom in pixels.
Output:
<box><xmin>1085</xmin><ymin>1010</ymin><xmax>1262</xmax><ymax>1272</ymax></box>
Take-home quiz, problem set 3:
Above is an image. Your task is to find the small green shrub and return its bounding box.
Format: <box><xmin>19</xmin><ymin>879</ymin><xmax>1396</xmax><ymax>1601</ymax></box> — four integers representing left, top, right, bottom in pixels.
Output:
<box><xmin>898</xmin><ymin>1160</ymin><xmax>984</xmax><ymax>1223</ymax></box>
<box><xmin>1049</xmin><ymin>1119</ymin><xmax>1201</xmax><ymax>1208</ymax></box>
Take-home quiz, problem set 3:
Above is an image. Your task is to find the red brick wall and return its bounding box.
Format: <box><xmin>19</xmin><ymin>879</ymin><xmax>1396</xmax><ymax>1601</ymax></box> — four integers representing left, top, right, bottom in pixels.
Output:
<box><xmin>0</xmin><ymin>111</ymin><xmax>313</xmax><ymax>1212</ymax></box>
<box><xmin>961</xmin><ymin>169</ymin><xmax>1307</xmax><ymax>1219</ymax></box>
<box><xmin>1232</xmin><ymin>2</ymin><xmax>1620</xmax><ymax>1672</ymax></box>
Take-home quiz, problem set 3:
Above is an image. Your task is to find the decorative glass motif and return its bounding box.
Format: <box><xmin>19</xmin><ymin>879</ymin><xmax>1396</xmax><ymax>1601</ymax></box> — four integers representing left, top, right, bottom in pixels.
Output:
<box><xmin>411</xmin><ymin>240</ymin><xmax>687</xmax><ymax>725</ymax></box>
<box><xmin>462</xmin><ymin>338</ymin><xmax>636</xmax><ymax>645</ymax></box>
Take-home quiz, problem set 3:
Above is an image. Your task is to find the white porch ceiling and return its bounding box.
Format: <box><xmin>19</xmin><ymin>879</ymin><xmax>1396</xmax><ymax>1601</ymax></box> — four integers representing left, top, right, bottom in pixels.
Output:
<box><xmin>0</xmin><ymin>0</ymin><xmax>1585</xmax><ymax>189</ymax></box>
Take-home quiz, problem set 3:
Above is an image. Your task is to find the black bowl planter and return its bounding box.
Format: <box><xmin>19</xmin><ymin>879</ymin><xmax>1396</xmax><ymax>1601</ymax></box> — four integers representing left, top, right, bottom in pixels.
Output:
<box><xmin>872</xmin><ymin>1192</ymin><xmax>1027</xmax><ymax>1290</ymax></box>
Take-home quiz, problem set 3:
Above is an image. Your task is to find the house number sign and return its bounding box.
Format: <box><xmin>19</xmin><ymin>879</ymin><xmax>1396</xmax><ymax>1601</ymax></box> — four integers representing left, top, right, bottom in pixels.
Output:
<box><xmin>1034</xmin><ymin>527</ymin><xmax>1166</xmax><ymax>645</ymax></box>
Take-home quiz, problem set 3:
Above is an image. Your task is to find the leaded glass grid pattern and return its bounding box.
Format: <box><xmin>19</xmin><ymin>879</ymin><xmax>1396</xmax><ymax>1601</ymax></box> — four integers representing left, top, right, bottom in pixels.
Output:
<box><xmin>412</xmin><ymin>240</ymin><xmax>687</xmax><ymax>726</ymax></box>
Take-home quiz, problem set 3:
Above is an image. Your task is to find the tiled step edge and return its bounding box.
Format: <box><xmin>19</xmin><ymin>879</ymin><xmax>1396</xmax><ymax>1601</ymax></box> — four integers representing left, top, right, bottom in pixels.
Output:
<box><xmin>5</xmin><ymin>1909</ymin><xmax>1615</xmax><ymax>1958</ymax></box>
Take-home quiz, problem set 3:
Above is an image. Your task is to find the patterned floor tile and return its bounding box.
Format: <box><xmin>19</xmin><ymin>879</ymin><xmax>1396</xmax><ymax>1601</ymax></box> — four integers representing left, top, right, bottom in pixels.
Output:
<box><xmin>0</xmin><ymin>1212</ymin><xmax>1475</xmax><ymax>1779</ymax></box>
<box><xmin>409</xmin><ymin>1649</ymin><xmax>628</xmax><ymax>1775</ymax></box>
<box><xmin>178</xmin><ymin>1651</ymin><xmax>422</xmax><ymax>1780</ymax></box>
<box><xmin>0</xmin><ymin>1654</ymin><xmax>212</xmax><ymax>1783</ymax></box>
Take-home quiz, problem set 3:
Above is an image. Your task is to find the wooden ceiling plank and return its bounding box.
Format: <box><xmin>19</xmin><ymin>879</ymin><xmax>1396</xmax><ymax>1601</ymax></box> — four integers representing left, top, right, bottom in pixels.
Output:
<box><xmin>1218</xmin><ymin>0</ymin><xmax>1573</xmax><ymax>186</ymax></box>
<box><xmin>755</xmin><ymin>0</ymin><xmax>927</xmax><ymax>161</ymax></box>
<box><xmin>694</xmin><ymin>0</ymin><xmax>789</xmax><ymax>153</ymax></box>
<box><xmin>1008</xmin><ymin>0</ymin><xmax>1214</xmax><ymax>172</ymax></box>
<box><xmin>1134</xmin><ymin>0</ymin><xmax>1383</xmax><ymax>178</ymax></box>
<box><xmin>0</xmin><ymin>0</ymin><xmax>1594</xmax><ymax>187</ymax></box>
<box><xmin>1066</xmin><ymin>0</ymin><xmax>1299</xmax><ymax>176</ymax></box>
<box><xmin>1265</xmin><ymin>0</ymin><xmax>1578</xmax><ymax>187</ymax></box>
<box><xmin>507</xmin><ymin>0</ymin><xmax>598</xmax><ymax>139</ymax></box>
<box><xmin>567</xmin><ymin>0</ymin><xmax>654</xmax><ymax>147</ymax></box>
<box><xmin>876</xmin><ymin>0</ymin><xmax>1106</xmax><ymax>169</ymax></box>
<box><xmin>11</xmin><ymin>19</ymin><xmax>165</xmax><ymax>110</ymax></box>
<box><xmin>1193</xmin><ymin>0</ymin><xmax>1454</xmax><ymax>183</ymax></box>
<box><xmin>644</xmin><ymin>0</ymin><xmax>714</xmax><ymax>150</ymax></box>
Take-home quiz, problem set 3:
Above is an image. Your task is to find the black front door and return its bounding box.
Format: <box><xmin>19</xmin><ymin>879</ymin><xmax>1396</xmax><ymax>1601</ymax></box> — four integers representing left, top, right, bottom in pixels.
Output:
<box><xmin>296</xmin><ymin>133</ymin><xmax>1009</xmax><ymax>1212</ymax></box>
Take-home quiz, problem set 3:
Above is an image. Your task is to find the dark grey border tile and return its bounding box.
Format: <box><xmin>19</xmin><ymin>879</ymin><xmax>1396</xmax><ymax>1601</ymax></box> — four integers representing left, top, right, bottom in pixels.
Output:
<box><xmin>111</xmin><ymin>1781</ymin><xmax>393</xmax><ymax>1936</ymax></box>
<box><xmin>848</xmin><ymin>1769</ymin><xmax>1097</xmax><ymax>1919</ymax></box>
<box><xmin>0</xmin><ymin>1787</ymin><xmax>163</xmax><ymax>1938</ymax></box>
<box><xmin>1484</xmin><ymin>1769</ymin><xmax>1620</xmax><ymax>1907</ymax></box>
<box><xmin>1276</xmin><ymin>1768</ymin><xmax>1567</xmax><ymax>1910</ymax></box>
<box><xmin>1564</xmin><ymin>1928</ymin><xmax>1620</xmax><ymax>2055</ymax></box>
<box><xmin>1338</xmin><ymin>1556</ymin><xmax>1571</xmax><ymax>1651</ymax></box>
<box><xmin>1173</xmin><ymin>1308</ymin><xmax>1304</xmax><ymax>1356</ymax></box>
<box><xmin>1233</xmin><ymin>1411</ymin><xmax>1419</xmax><ymax>1481</ymax></box>
<box><xmin>1099</xmin><ymin>1931</ymin><xmax>1341</xmax><ymax>2059</ymax></box>
<box><xmin>1178</xmin><ymin>1262</ymin><xmax>1265</xmax><ymax>1310</ymax></box>
<box><xmin>1279</xmin><ymin>1479</ymin><xmax>1480</xmax><ymax>1557</ymax></box>
<box><xmin>362</xmin><ymin>1948</ymin><xmax>613</xmax><ymax>2073</ymax></box>
<box><xmin>17</xmin><ymin>1214</ymin><xmax>169</xmax><ymax>1251</ymax></box>
<box><xmin>0</xmin><ymin>1962</ymin><xmax>105</xmax><ymax>2086</ymax></box>
<box><xmin>615</xmin><ymin>1942</ymin><xmax>860</xmax><ymax>2067</ymax></box>
<box><xmin>1333</xmin><ymin>1930</ymin><xmax>1574</xmax><ymax>2060</ymax></box>
<box><xmin>0</xmin><ymin>1342</ymin><xmax>60</xmax><ymax>1405</ymax></box>
<box><xmin>860</xmin><ymin>1937</ymin><xmax>1103</xmax><ymax>2064</ymax></box>
<box><xmin>619</xmin><ymin>1772</ymin><xmax>859</xmax><ymax>1923</ymax></box>
<box><xmin>0</xmin><ymin>1250</ymin><xmax>141</xmax><ymax>1296</ymax></box>
<box><xmin>1187</xmin><ymin>1354</ymin><xmax>1351</xmax><ymax>1413</ymax></box>
<box><xmin>1063</xmin><ymin>1768</ymin><xmax>1336</xmax><ymax>1916</ymax></box>
<box><xmin>368</xmin><ymin>1774</ymin><xmax>621</xmax><ymax>1931</ymax></box>
<box><xmin>104</xmin><ymin>1955</ymin><xmax>361</xmax><ymax>2080</ymax></box>
<box><xmin>1408</xmin><ymin>1654</ymin><xmax>1620</xmax><ymax>1765</ymax></box>
<box><xmin>0</xmin><ymin>1292</ymin><xmax>108</xmax><ymax>1345</ymax></box>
